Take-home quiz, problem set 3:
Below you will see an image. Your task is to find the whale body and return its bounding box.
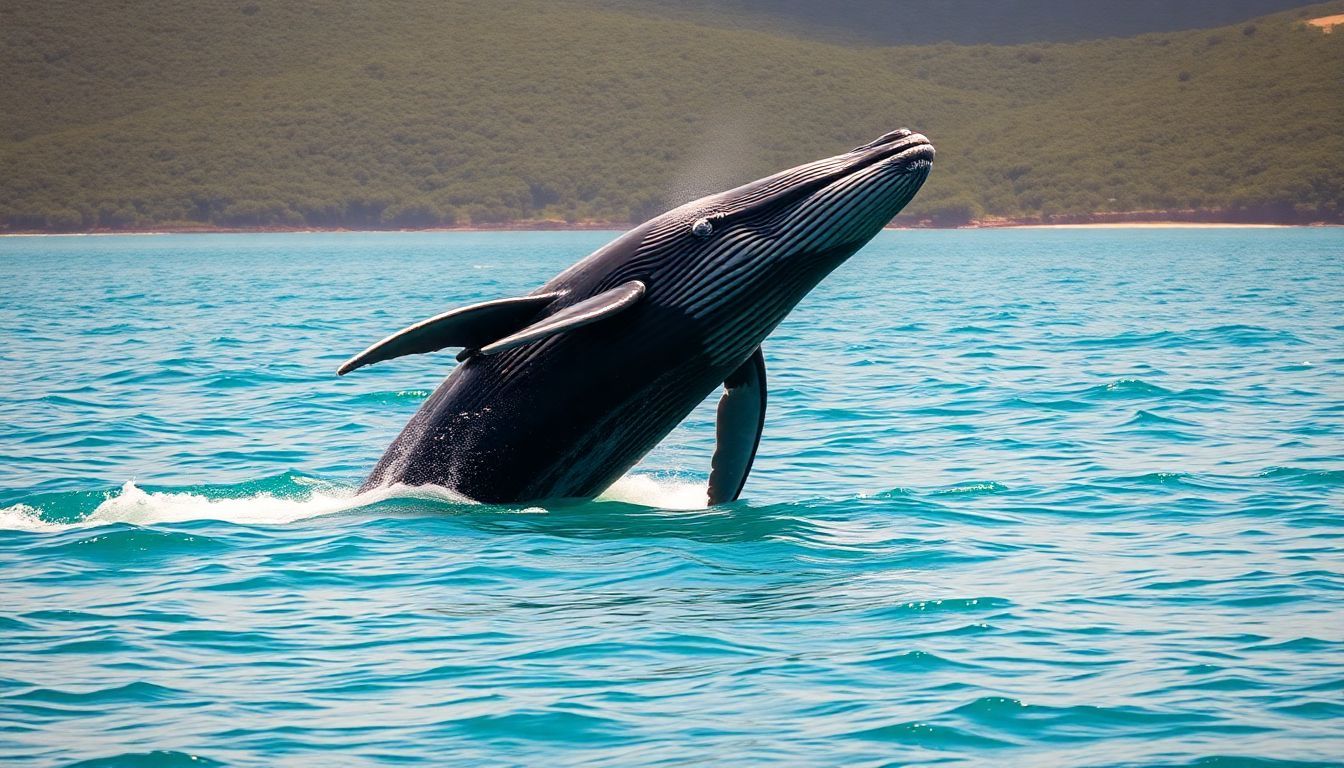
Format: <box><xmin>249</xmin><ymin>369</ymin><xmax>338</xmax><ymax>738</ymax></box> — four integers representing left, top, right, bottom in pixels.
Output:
<box><xmin>338</xmin><ymin>129</ymin><xmax>933</xmax><ymax>504</ymax></box>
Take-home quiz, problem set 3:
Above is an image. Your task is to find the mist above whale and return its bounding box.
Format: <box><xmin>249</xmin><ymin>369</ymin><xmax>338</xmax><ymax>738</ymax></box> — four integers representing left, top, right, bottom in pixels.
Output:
<box><xmin>337</xmin><ymin>129</ymin><xmax>934</xmax><ymax>504</ymax></box>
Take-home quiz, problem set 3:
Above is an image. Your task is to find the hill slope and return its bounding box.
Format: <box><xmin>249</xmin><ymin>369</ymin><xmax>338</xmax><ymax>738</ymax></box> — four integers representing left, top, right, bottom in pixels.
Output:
<box><xmin>1</xmin><ymin>0</ymin><xmax>1342</xmax><ymax>231</ymax></box>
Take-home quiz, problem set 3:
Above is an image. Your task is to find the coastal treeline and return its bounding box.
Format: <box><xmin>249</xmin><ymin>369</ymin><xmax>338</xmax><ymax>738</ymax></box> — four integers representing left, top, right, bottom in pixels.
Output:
<box><xmin>2</xmin><ymin>0</ymin><xmax>1342</xmax><ymax>231</ymax></box>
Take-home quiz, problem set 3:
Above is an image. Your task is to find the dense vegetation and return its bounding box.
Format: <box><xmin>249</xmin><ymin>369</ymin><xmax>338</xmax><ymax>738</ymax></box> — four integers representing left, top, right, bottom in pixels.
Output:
<box><xmin>2</xmin><ymin>0</ymin><xmax>1342</xmax><ymax>231</ymax></box>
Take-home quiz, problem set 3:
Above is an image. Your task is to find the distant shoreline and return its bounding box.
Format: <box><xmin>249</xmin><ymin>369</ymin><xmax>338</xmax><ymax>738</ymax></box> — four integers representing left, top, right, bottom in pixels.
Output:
<box><xmin>1</xmin><ymin>221</ymin><xmax>1336</xmax><ymax>237</ymax></box>
<box><xmin>969</xmin><ymin>222</ymin><xmax>1302</xmax><ymax>230</ymax></box>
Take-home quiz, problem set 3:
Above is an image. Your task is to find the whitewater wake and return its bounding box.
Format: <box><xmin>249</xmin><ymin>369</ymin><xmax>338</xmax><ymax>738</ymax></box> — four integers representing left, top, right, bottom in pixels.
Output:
<box><xmin>0</xmin><ymin>473</ymin><xmax>709</xmax><ymax>532</ymax></box>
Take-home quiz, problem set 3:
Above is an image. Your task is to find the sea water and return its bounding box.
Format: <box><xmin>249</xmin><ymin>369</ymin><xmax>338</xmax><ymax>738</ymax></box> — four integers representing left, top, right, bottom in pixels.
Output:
<box><xmin>0</xmin><ymin>229</ymin><xmax>1340</xmax><ymax>766</ymax></box>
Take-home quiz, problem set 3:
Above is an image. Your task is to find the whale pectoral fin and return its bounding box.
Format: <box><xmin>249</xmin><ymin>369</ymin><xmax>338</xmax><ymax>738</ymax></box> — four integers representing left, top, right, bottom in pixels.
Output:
<box><xmin>478</xmin><ymin>280</ymin><xmax>646</xmax><ymax>356</ymax></box>
<box><xmin>708</xmin><ymin>347</ymin><xmax>767</xmax><ymax>506</ymax></box>
<box><xmin>337</xmin><ymin>293</ymin><xmax>558</xmax><ymax>375</ymax></box>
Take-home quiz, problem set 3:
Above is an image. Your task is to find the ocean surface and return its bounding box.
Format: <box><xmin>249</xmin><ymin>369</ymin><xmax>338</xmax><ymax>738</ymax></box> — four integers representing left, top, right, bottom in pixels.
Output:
<box><xmin>1</xmin><ymin>229</ymin><xmax>1341</xmax><ymax>767</ymax></box>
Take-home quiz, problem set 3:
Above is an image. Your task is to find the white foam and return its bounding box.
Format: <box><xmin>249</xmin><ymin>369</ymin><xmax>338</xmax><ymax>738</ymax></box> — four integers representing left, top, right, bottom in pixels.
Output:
<box><xmin>0</xmin><ymin>473</ymin><xmax>707</xmax><ymax>532</ymax></box>
<box><xmin>0</xmin><ymin>504</ymin><xmax>61</xmax><ymax>532</ymax></box>
<box><xmin>91</xmin><ymin>479</ymin><xmax>376</xmax><ymax>526</ymax></box>
<box><xmin>0</xmin><ymin>479</ymin><xmax>476</xmax><ymax>532</ymax></box>
<box><xmin>600</xmin><ymin>474</ymin><xmax>708</xmax><ymax>510</ymax></box>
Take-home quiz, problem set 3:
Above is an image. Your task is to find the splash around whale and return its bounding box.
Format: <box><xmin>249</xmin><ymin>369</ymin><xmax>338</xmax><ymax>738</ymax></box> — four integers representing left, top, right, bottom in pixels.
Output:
<box><xmin>338</xmin><ymin>130</ymin><xmax>934</xmax><ymax>504</ymax></box>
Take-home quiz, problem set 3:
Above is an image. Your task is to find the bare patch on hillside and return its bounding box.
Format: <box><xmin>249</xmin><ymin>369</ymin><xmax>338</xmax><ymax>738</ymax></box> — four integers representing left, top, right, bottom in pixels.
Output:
<box><xmin>1306</xmin><ymin>14</ymin><xmax>1344</xmax><ymax>32</ymax></box>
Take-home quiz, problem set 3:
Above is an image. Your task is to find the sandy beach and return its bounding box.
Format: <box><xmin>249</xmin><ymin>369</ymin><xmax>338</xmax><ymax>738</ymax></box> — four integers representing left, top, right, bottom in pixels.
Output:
<box><xmin>989</xmin><ymin>222</ymin><xmax>1297</xmax><ymax>229</ymax></box>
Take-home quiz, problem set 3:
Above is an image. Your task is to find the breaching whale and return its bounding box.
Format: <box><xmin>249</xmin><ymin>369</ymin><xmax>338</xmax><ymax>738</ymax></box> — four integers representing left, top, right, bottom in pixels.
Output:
<box><xmin>339</xmin><ymin>129</ymin><xmax>933</xmax><ymax>504</ymax></box>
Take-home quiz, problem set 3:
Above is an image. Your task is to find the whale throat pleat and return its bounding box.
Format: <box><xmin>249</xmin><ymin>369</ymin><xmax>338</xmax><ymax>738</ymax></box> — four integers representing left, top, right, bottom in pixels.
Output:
<box><xmin>336</xmin><ymin>293</ymin><xmax>558</xmax><ymax>375</ymax></box>
<box><xmin>478</xmin><ymin>280</ymin><xmax>646</xmax><ymax>357</ymax></box>
<box><xmin>707</xmin><ymin>347</ymin><xmax>767</xmax><ymax>506</ymax></box>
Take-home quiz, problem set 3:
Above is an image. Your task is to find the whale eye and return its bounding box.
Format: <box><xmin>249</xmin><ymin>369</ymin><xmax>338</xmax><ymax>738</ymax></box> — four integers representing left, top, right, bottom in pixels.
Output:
<box><xmin>691</xmin><ymin>217</ymin><xmax>713</xmax><ymax>237</ymax></box>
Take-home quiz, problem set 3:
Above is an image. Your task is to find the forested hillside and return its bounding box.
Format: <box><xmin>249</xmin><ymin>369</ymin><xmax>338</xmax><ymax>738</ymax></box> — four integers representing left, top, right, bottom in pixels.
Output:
<box><xmin>2</xmin><ymin>0</ymin><xmax>1342</xmax><ymax>231</ymax></box>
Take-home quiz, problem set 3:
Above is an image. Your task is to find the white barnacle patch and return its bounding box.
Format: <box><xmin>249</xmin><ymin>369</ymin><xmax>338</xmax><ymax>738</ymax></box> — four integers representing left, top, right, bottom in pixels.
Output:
<box><xmin>691</xmin><ymin>217</ymin><xmax>713</xmax><ymax>237</ymax></box>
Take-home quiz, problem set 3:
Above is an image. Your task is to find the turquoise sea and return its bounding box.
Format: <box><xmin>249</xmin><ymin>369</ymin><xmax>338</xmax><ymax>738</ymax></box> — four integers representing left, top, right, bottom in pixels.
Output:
<box><xmin>1</xmin><ymin>229</ymin><xmax>1341</xmax><ymax>767</ymax></box>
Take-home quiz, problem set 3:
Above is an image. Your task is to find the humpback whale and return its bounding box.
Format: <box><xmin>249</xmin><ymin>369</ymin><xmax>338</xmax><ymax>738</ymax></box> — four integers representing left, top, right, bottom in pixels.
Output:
<box><xmin>339</xmin><ymin>129</ymin><xmax>933</xmax><ymax>504</ymax></box>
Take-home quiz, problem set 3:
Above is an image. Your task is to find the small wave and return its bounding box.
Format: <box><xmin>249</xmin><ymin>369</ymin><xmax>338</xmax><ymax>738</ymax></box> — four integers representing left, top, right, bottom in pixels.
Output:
<box><xmin>868</xmin><ymin>597</ymin><xmax>1011</xmax><ymax>618</ymax></box>
<box><xmin>1202</xmin><ymin>324</ymin><xmax>1303</xmax><ymax>346</ymax></box>
<box><xmin>1073</xmin><ymin>330</ymin><xmax>1177</xmax><ymax>348</ymax></box>
<box><xmin>1085</xmin><ymin>378</ymin><xmax>1174</xmax><ymax>399</ymax></box>
<box><xmin>932</xmin><ymin>481</ymin><xmax>1009</xmax><ymax>496</ymax></box>
<box><xmin>1257</xmin><ymin>466</ymin><xmax>1344</xmax><ymax>487</ymax></box>
<box><xmin>906</xmin><ymin>405</ymin><xmax>984</xmax><ymax>417</ymax></box>
<box><xmin>859</xmin><ymin>649</ymin><xmax>981</xmax><ymax>672</ymax></box>
<box><xmin>7</xmin><ymin>681</ymin><xmax>183</xmax><ymax>705</ymax></box>
<box><xmin>1122</xmin><ymin>409</ymin><xmax>1199</xmax><ymax>427</ymax></box>
<box><xmin>1006</xmin><ymin>396</ymin><xmax>1090</xmax><ymax>412</ymax></box>
<box><xmin>444</xmin><ymin>710</ymin><xmax>621</xmax><ymax>742</ymax></box>
<box><xmin>1105</xmin><ymin>471</ymin><xmax>1199</xmax><ymax>488</ymax></box>
<box><xmin>67</xmin><ymin>752</ymin><xmax>220</xmax><ymax>768</ymax></box>
<box><xmin>844</xmin><ymin>720</ymin><xmax>1014</xmax><ymax>748</ymax></box>
<box><xmin>1070</xmin><ymin>325</ymin><xmax>1300</xmax><ymax>351</ymax></box>
<box><xmin>950</xmin><ymin>696</ymin><xmax>1227</xmax><ymax>734</ymax></box>
<box><xmin>345</xmin><ymin>389</ymin><xmax>433</xmax><ymax>406</ymax></box>
<box><xmin>1159</xmin><ymin>757</ymin><xmax>1344</xmax><ymax>768</ymax></box>
<box><xmin>1085</xmin><ymin>379</ymin><xmax>1232</xmax><ymax>403</ymax></box>
<box><xmin>1014</xmin><ymin>379</ymin><xmax>1227</xmax><ymax>409</ymax></box>
<box><xmin>37</xmin><ymin>393</ymin><xmax>107</xmax><ymax>408</ymax></box>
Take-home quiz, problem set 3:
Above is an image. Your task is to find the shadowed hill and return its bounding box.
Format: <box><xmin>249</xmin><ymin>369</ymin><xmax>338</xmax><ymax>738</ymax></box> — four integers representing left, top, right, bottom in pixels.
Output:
<box><xmin>1</xmin><ymin>0</ymin><xmax>1342</xmax><ymax>231</ymax></box>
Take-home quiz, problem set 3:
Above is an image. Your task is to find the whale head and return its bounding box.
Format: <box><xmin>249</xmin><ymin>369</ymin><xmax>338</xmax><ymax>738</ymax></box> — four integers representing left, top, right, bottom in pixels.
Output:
<box><xmin>677</xmin><ymin>128</ymin><xmax>933</xmax><ymax>254</ymax></box>
<box><xmin>604</xmin><ymin>129</ymin><xmax>933</xmax><ymax>360</ymax></box>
